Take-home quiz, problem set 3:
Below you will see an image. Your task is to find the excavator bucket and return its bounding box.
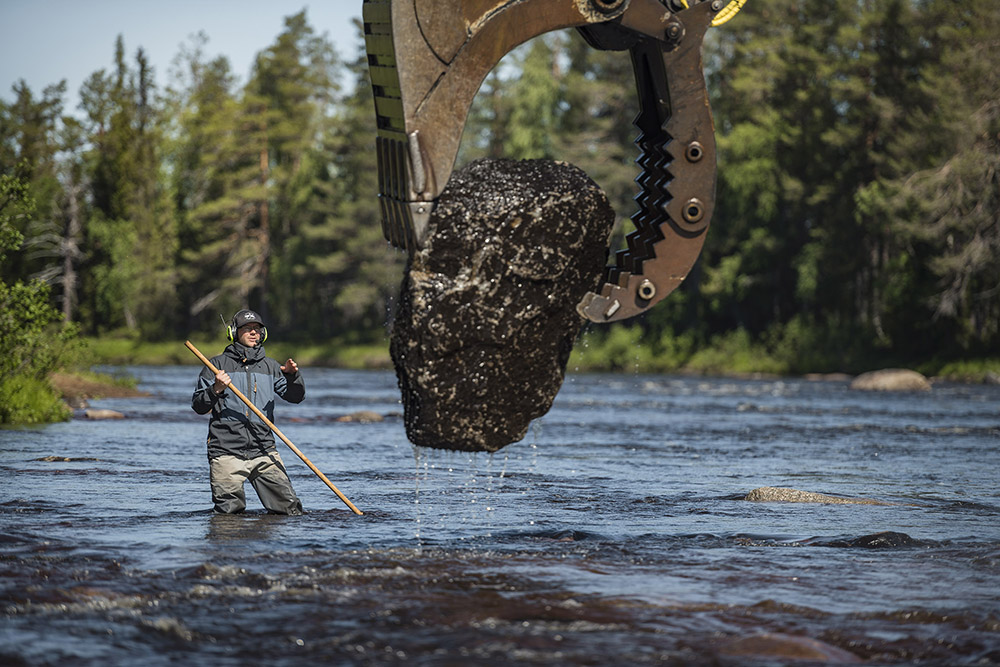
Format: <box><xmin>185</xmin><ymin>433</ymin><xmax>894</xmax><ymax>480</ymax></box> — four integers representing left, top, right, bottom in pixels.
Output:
<box><xmin>362</xmin><ymin>0</ymin><xmax>738</xmax><ymax>322</ymax></box>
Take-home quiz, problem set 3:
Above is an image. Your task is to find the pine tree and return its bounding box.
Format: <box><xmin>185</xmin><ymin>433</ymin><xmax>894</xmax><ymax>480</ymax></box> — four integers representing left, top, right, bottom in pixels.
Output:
<box><xmin>79</xmin><ymin>36</ymin><xmax>177</xmax><ymax>335</ymax></box>
<box><xmin>165</xmin><ymin>35</ymin><xmax>265</xmax><ymax>331</ymax></box>
<box><xmin>291</xmin><ymin>19</ymin><xmax>403</xmax><ymax>339</ymax></box>
<box><xmin>0</xmin><ymin>80</ymin><xmax>66</xmax><ymax>287</ymax></box>
<box><xmin>244</xmin><ymin>10</ymin><xmax>340</xmax><ymax>331</ymax></box>
<box><xmin>884</xmin><ymin>0</ymin><xmax>1000</xmax><ymax>353</ymax></box>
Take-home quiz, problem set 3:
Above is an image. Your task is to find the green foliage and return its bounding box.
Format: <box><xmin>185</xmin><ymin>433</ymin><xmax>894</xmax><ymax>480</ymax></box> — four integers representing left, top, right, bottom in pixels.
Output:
<box><xmin>571</xmin><ymin>325</ymin><xmax>658</xmax><ymax>372</ymax></box>
<box><xmin>504</xmin><ymin>37</ymin><xmax>560</xmax><ymax>159</ymax></box>
<box><xmin>686</xmin><ymin>328</ymin><xmax>787</xmax><ymax>376</ymax></box>
<box><xmin>2</xmin><ymin>4</ymin><xmax>999</xmax><ymax>377</ymax></box>
<box><xmin>0</xmin><ymin>278</ymin><xmax>79</xmax><ymax>381</ymax></box>
<box><xmin>0</xmin><ymin>166</ymin><xmax>31</xmax><ymax>259</ymax></box>
<box><xmin>0</xmin><ymin>168</ymin><xmax>78</xmax><ymax>424</ymax></box>
<box><xmin>931</xmin><ymin>359</ymin><xmax>1000</xmax><ymax>384</ymax></box>
<box><xmin>0</xmin><ymin>375</ymin><xmax>70</xmax><ymax>425</ymax></box>
<box><xmin>283</xmin><ymin>21</ymin><xmax>403</xmax><ymax>339</ymax></box>
<box><xmin>75</xmin><ymin>36</ymin><xmax>179</xmax><ymax>336</ymax></box>
<box><xmin>1</xmin><ymin>169</ymin><xmax>78</xmax><ymax>386</ymax></box>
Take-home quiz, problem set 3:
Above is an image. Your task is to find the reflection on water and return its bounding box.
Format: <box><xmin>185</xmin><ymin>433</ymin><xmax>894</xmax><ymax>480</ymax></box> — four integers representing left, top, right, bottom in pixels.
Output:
<box><xmin>2</xmin><ymin>366</ymin><xmax>999</xmax><ymax>664</ymax></box>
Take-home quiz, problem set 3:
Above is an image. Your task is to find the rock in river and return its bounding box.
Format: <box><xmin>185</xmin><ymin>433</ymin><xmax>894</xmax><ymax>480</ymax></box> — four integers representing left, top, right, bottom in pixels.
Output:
<box><xmin>850</xmin><ymin>368</ymin><xmax>931</xmax><ymax>392</ymax></box>
<box><xmin>744</xmin><ymin>486</ymin><xmax>893</xmax><ymax>505</ymax></box>
<box><xmin>390</xmin><ymin>158</ymin><xmax>614</xmax><ymax>452</ymax></box>
<box><xmin>83</xmin><ymin>409</ymin><xmax>125</xmax><ymax>420</ymax></box>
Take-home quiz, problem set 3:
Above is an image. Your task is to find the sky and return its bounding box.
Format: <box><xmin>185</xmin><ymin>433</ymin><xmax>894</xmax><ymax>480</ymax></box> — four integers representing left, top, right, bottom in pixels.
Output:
<box><xmin>0</xmin><ymin>0</ymin><xmax>364</xmax><ymax>106</ymax></box>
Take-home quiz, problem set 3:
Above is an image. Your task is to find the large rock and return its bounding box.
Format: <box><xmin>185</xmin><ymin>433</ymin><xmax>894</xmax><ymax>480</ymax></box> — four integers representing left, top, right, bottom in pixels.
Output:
<box><xmin>390</xmin><ymin>158</ymin><xmax>614</xmax><ymax>452</ymax></box>
<box><xmin>850</xmin><ymin>368</ymin><xmax>931</xmax><ymax>392</ymax></box>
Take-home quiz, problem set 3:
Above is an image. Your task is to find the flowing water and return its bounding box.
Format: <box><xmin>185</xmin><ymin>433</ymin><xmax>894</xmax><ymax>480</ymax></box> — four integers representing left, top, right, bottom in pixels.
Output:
<box><xmin>2</xmin><ymin>366</ymin><xmax>999</xmax><ymax>665</ymax></box>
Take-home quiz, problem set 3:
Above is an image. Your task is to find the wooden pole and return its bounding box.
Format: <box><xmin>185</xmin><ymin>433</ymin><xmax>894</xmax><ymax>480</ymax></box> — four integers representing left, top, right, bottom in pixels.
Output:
<box><xmin>185</xmin><ymin>340</ymin><xmax>363</xmax><ymax>515</ymax></box>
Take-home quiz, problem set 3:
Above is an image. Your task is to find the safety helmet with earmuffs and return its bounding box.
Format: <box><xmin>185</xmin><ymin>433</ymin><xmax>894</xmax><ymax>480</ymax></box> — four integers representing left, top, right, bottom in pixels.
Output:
<box><xmin>226</xmin><ymin>309</ymin><xmax>268</xmax><ymax>343</ymax></box>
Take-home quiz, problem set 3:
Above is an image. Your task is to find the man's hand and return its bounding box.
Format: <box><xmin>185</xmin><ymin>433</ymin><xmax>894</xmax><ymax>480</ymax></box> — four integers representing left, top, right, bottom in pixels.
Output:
<box><xmin>281</xmin><ymin>358</ymin><xmax>299</xmax><ymax>374</ymax></box>
<box><xmin>213</xmin><ymin>370</ymin><xmax>231</xmax><ymax>394</ymax></box>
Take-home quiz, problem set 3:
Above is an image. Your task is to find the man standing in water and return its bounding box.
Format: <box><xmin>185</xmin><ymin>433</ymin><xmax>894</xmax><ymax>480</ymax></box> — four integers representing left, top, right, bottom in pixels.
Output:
<box><xmin>192</xmin><ymin>309</ymin><xmax>305</xmax><ymax>514</ymax></box>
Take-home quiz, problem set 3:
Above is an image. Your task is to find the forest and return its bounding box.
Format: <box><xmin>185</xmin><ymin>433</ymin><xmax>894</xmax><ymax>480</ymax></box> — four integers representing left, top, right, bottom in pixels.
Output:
<box><xmin>1</xmin><ymin>0</ymin><xmax>998</xmax><ymax>415</ymax></box>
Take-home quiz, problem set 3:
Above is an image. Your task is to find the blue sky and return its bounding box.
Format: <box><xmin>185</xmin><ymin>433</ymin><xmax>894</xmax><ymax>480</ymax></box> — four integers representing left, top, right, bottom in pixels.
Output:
<box><xmin>0</xmin><ymin>0</ymin><xmax>364</xmax><ymax>105</ymax></box>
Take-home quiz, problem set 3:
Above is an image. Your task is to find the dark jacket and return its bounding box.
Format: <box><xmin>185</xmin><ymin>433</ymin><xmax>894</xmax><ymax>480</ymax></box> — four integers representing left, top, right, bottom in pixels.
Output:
<box><xmin>192</xmin><ymin>342</ymin><xmax>305</xmax><ymax>459</ymax></box>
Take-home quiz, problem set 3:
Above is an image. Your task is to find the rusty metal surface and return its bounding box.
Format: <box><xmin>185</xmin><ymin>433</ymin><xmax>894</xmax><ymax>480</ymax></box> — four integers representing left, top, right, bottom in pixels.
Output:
<box><xmin>364</xmin><ymin>0</ymin><xmax>722</xmax><ymax>321</ymax></box>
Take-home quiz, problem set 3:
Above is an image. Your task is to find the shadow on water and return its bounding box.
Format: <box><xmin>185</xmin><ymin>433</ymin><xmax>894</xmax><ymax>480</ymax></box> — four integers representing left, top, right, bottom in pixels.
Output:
<box><xmin>2</xmin><ymin>368</ymin><xmax>1000</xmax><ymax>664</ymax></box>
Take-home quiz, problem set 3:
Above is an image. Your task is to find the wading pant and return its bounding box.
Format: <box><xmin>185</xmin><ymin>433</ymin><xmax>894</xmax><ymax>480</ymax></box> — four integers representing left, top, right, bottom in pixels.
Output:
<box><xmin>210</xmin><ymin>452</ymin><xmax>303</xmax><ymax>515</ymax></box>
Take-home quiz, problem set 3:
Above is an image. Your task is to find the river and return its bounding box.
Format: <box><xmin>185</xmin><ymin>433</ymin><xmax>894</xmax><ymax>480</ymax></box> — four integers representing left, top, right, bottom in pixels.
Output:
<box><xmin>2</xmin><ymin>366</ymin><xmax>999</xmax><ymax>664</ymax></box>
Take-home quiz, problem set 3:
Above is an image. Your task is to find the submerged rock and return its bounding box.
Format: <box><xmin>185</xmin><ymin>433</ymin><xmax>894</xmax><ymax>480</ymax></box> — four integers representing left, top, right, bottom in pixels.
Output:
<box><xmin>390</xmin><ymin>158</ymin><xmax>614</xmax><ymax>452</ymax></box>
<box><xmin>335</xmin><ymin>410</ymin><xmax>384</xmax><ymax>423</ymax></box>
<box><xmin>33</xmin><ymin>455</ymin><xmax>101</xmax><ymax>462</ymax></box>
<box><xmin>850</xmin><ymin>368</ymin><xmax>931</xmax><ymax>392</ymax></box>
<box><xmin>744</xmin><ymin>486</ymin><xmax>893</xmax><ymax>505</ymax></box>
<box><xmin>847</xmin><ymin>531</ymin><xmax>921</xmax><ymax>548</ymax></box>
<box><xmin>715</xmin><ymin>633</ymin><xmax>861</xmax><ymax>663</ymax></box>
<box><xmin>807</xmin><ymin>531</ymin><xmax>924</xmax><ymax>549</ymax></box>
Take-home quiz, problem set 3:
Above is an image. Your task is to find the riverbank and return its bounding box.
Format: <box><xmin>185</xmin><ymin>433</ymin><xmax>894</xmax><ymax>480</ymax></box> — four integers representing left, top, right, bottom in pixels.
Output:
<box><xmin>76</xmin><ymin>334</ymin><xmax>1000</xmax><ymax>384</ymax></box>
<box><xmin>81</xmin><ymin>336</ymin><xmax>393</xmax><ymax>370</ymax></box>
<box><xmin>49</xmin><ymin>370</ymin><xmax>149</xmax><ymax>406</ymax></box>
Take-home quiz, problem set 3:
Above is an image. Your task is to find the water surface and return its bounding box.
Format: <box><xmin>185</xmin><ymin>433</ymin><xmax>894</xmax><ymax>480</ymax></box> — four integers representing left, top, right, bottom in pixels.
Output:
<box><xmin>2</xmin><ymin>367</ymin><xmax>999</xmax><ymax>664</ymax></box>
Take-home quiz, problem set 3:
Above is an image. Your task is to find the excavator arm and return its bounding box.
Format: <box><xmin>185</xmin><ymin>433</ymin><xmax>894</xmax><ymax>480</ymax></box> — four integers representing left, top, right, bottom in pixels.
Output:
<box><xmin>362</xmin><ymin>0</ymin><xmax>744</xmax><ymax>322</ymax></box>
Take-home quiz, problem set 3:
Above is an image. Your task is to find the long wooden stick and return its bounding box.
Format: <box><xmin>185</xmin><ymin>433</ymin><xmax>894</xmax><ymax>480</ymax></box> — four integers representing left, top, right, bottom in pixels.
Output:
<box><xmin>185</xmin><ymin>340</ymin><xmax>363</xmax><ymax>515</ymax></box>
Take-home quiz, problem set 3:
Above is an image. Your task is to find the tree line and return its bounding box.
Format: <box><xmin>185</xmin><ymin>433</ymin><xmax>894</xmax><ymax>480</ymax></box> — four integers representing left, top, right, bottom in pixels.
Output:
<box><xmin>2</xmin><ymin>2</ymin><xmax>998</xmax><ymax>376</ymax></box>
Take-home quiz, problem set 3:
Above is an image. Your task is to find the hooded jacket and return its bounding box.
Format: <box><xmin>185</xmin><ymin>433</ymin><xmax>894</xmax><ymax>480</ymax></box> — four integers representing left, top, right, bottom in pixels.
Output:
<box><xmin>192</xmin><ymin>342</ymin><xmax>305</xmax><ymax>459</ymax></box>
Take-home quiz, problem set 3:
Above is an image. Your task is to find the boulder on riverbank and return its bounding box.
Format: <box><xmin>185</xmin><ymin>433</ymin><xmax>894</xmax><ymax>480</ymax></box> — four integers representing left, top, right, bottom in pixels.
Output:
<box><xmin>744</xmin><ymin>486</ymin><xmax>893</xmax><ymax>505</ymax></box>
<box><xmin>390</xmin><ymin>158</ymin><xmax>614</xmax><ymax>452</ymax></box>
<box><xmin>850</xmin><ymin>368</ymin><xmax>931</xmax><ymax>392</ymax></box>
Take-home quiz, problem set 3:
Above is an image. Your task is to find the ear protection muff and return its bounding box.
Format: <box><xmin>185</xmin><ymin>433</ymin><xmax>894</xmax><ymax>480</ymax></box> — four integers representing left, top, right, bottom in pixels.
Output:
<box><xmin>220</xmin><ymin>314</ymin><xmax>234</xmax><ymax>341</ymax></box>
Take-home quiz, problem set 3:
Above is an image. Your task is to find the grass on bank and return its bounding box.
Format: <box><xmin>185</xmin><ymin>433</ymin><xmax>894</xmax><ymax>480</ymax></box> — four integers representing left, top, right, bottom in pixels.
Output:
<box><xmin>78</xmin><ymin>328</ymin><xmax>1000</xmax><ymax>382</ymax></box>
<box><xmin>569</xmin><ymin>324</ymin><xmax>1000</xmax><ymax>382</ymax></box>
<box><xmin>81</xmin><ymin>334</ymin><xmax>394</xmax><ymax>370</ymax></box>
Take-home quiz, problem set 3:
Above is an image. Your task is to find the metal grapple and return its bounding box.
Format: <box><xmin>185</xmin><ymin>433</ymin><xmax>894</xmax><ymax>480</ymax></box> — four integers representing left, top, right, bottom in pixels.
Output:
<box><xmin>362</xmin><ymin>0</ymin><xmax>744</xmax><ymax>322</ymax></box>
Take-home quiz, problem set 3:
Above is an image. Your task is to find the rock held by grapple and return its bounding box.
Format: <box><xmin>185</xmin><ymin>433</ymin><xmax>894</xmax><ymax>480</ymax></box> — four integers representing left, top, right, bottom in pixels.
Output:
<box><xmin>390</xmin><ymin>158</ymin><xmax>614</xmax><ymax>452</ymax></box>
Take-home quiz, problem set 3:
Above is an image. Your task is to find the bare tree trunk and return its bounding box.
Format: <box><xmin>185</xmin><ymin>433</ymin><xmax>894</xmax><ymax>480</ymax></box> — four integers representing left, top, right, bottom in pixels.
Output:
<box><xmin>257</xmin><ymin>143</ymin><xmax>271</xmax><ymax>322</ymax></box>
<box><xmin>61</xmin><ymin>177</ymin><xmax>82</xmax><ymax>322</ymax></box>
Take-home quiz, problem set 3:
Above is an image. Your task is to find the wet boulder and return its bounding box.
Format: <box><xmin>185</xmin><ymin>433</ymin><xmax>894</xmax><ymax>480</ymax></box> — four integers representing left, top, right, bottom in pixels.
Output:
<box><xmin>850</xmin><ymin>368</ymin><xmax>931</xmax><ymax>392</ymax></box>
<box><xmin>848</xmin><ymin>531</ymin><xmax>921</xmax><ymax>548</ymax></box>
<box><xmin>809</xmin><ymin>531</ymin><xmax>924</xmax><ymax>549</ymax></box>
<box><xmin>390</xmin><ymin>158</ymin><xmax>614</xmax><ymax>452</ymax></box>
